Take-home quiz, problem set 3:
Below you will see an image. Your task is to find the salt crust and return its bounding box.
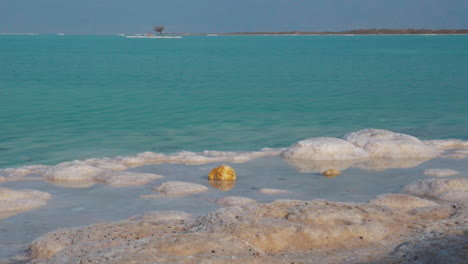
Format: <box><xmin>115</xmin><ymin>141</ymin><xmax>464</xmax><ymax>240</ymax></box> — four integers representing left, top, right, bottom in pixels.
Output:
<box><xmin>0</xmin><ymin>188</ymin><xmax>51</xmax><ymax>219</ymax></box>
<box><xmin>344</xmin><ymin>129</ymin><xmax>441</xmax><ymax>158</ymax></box>
<box><xmin>126</xmin><ymin>211</ymin><xmax>192</xmax><ymax>222</ymax></box>
<box><xmin>26</xmin><ymin>196</ymin><xmax>464</xmax><ymax>264</ymax></box>
<box><xmin>280</xmin><ymin>137</ymin><xmax>369</xmax><ymax>160</ymax></box>
<box><xmin>216</xmin><ymin>196</ymin><xmax>256</xmax><ymax>206</ymax></box>
<box><xmin>370</xmin><ymin>194</ymin><xmax>438</xmax><ymax>212</ymax></box>
<box><xmin>424</xmin><ymin>168</ymin><xmax>460</xmax><ymax>177</ymax></box>
<box><xmin>0</xmin><ymin>149</ymin><xmax>281</xmax><ymax>184</ymax></box>
<box><xmin>149</xmin><ymin>181</ymin><xmax>208</xmax><ymax>197</ymax></box>
<box><xmin>93</xmin><ymin>171</ymin><xmax>163</xmax><ymax>186</ymax></box>
<box><xmin>258</xmin><ymin>188</ymin><xmax>289</xmax><ymax>194</ymax></box>
<box><xmin>423</xmin><ymin>139</ymin><xmax>468</xmax><ymax>150</ymax></box>
<box><xmin>0</xmin><ymin>129</ymin><xmax>464</xmax><ymax>183</ymax></box>
<box><xmin>404</xmin><ymin>178</ymin><xmax>468</xmax><ymax>202</ymax></box>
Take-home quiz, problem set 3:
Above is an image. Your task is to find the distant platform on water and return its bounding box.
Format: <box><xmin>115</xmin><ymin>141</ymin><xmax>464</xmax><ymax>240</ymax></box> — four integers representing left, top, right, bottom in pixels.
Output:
<box><xmin>125</xmin><ymin>35</ymin><xmax>182</xmax><ymax>39</ymax></box>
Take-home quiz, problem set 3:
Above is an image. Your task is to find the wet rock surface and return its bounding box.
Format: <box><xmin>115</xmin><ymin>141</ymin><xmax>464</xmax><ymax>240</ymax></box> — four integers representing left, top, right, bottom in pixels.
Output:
<box><xmin>23</xmin><ymin>187</ymin><xmax>467</xmax><ymax>264</ymax></box>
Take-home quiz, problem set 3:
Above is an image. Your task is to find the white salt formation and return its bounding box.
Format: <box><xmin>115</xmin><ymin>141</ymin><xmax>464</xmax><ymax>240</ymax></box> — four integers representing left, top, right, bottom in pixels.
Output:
<box><xmin>281</xmin><ymin>137</ymin><xmax>368</xmax><ymax>160</ymax></box>
<box><xmin>404</xmin><ymin>178</ymin><xmax>468</xmax><ymax>202</ymax></box>
<box><xmin>127</xmin><ymin>211</ymin><xmax>192</xmax><ymax>222</ymax></box>
<box><xmin>150</xmin><ymin>181</ymin><xmax>208</xmax><ymax>197</ymax></box>
<box><xmin>0</xmin><ymin>165</ymin><xmax>50</xmax><ymax>178</ymax></box>
<box><xmin>0</xmin><ymin>129</ymin><xmax>463</xmax><ymax>187</ymax></box>
<box><xmin>259</xmin><ymin>188</ymin><xmax>289</xmax><ymax>194</ymax></box>
<box><xmin>280</xmin><ymin>129</ymin><xmax>446</xmax><ymax>172</ymax></box>
<box><xmin>423</xmin><ymin>139</ymin><xmax>468</xmax><ymax>150</ymax></box>
<box><xmin>119</xmin><ymin>148</ymin><xmax>282</xmax><ymax>167</ymax></box>
<box><xmin>43</xmin><ymin>163</ymin><xmax>105</xmax><ymax>182</ymax></box>
<box><xmin>93</xmin><ymin>171</ymin><xmax>163</xmax><ymax>186</ymax></box>
<box><xmin>25</xmin><ymin>196</ymin><xmax>466</xmax><ymax>264</ymax></box>
<box><xmin>370</xmin><ymin>194</ymin><xmax>438</xmax><ymax>212</ymax></box>
<box><xmin>215</xmin><ymin>196</ymin><xmax>256</xmax><ymax>206</ymax></box>
<box><xmin>0</xmin><ymin>188</ymin><xmax>51</xmax><ymax>219</ymax></box>
<box><xmin>424</xmin><ymin>168</ymin><xmax>460</xmax><ymax>177</ymax></box>
<box><xmin>344</xmin><ymin>129</ymin><xmax>441</xmax><ymax>158</ymax></box>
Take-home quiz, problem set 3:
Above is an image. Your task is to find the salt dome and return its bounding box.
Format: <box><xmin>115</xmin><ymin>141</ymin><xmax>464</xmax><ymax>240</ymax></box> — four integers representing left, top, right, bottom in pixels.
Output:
<box><xmin>344</xmin><ymin>129</ymin><xmax>441</xmax><ymax>158</ymax></box>
<box><xmin>280</xmin><ymin>137</ymin><xmax>369</xmax><ymax>160</ymax></box>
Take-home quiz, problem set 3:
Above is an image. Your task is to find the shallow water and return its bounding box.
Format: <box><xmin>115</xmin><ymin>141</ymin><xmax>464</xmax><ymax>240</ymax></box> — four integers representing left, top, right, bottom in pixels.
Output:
<box><xmin>1</xmin><ymin>155</ymin><xmax>467</xmax><ymax>259</ymax></box>
<box><xmin>1</xmin><ymin>35</ymin><xmax>468</xmax><ymax>168</ymax></box>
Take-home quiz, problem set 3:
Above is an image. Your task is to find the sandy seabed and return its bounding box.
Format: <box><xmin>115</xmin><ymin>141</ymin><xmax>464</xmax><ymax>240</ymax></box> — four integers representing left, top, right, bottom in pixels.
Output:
<box><xmin>0</xmin><ymin>129</ymin><xmax>467</xmax><ymax>264</ymax></box>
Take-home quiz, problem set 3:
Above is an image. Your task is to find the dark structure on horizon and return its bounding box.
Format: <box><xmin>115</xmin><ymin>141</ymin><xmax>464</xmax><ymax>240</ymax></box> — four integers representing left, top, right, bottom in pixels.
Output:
<box><xmin>153</xmin><ymin>26</ymin><xmax>165</xmax><ymax>36</ymax></box>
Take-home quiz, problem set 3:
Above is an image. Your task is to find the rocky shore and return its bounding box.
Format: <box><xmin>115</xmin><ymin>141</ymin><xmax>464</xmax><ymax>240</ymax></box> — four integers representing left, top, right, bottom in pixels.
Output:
<box><xmin>1</xmin><ymin>129</ymin><xmax>467</xmax><ymax>263</ymax></box>
<box><xmin>21</xmin><ymin>178</ymin><xmax>467</xmax><ymax>263</ymax></box>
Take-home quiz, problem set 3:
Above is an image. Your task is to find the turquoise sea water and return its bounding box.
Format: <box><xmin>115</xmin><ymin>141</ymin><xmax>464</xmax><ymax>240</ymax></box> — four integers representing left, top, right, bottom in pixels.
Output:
<box><xmin>1</xmin><ymin>35</ymin><xmax>467</xmax><ymax>168</ymax></box>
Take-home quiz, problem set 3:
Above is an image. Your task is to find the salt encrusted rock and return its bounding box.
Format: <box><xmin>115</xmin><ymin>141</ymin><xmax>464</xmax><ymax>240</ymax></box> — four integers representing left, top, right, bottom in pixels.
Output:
<box><xmin>281</xmin><ymin>137</ymin><xmax>368</xmax><ymax>160</ymax></box>
<box><xmin>82</xmin><ymin>158</ymin><xmax>128</xmax><ymax>171</ymax></box>
<box><xmin>43</xmin><ymin>163</ymin><xmax>105</xmax><ymax>182</ymax></box>
<box><xmin>94</xmin><ymin>171</ymin><xmax>163</xmax><ymax>186</ymax></box>
<box><xmin>0</xmin><ymin>188</ymin><xmax>51</xmax><ymax>219</ymax></box>
<box><xmin>26</xmin><ymin>198</ymin><xmax>465</xmax><ymax>264</ymax></box>
<box><xmin>423</xmin><ymin>139</ymin><xmax>468</xmax><ymax>150</ymax></box>
<box><xmin>208</xmin><ymin>180</ymin><xmax>236</xmax><ymax>191</ymax></box>
<box><xmin>404</xmin><ymin>178</ymin><xmax>468</xmax><ymax>202</ymax></box>
<box><xmin>344</xmin><ymin>129</ymin><xmax>440</xmax><ymax>158</ymax></box>
<box><xmin>0</xmin><ymin>165</ymin><xmax>50</xmax><ymax>178</ymax></box>
<box><xmin>424</xmin><ymin>169</ymin><xmax>460</xmax><ymax>177</ymax></box>
<box><xmin>127</xmin><ymin>211</ymin><xmax>191</xmax><ymax>221</ymax></box>
<box><xmin>216</xmin><ymin>196</ymin><xmax>256</xmax><ymax>206</ymax></box>
<box><xmin>208</xmin><ymin>165</ymin><xmax>236</xmax><ymax>181</ymax></box>
<box><xmin>119</xmin><ymin>149</ymin><xmax>283</xmax><ymax>167</ymax></box>
<box><xmin>322</xmin><ymin>169</ymin><xmax>342</xmax><ymax>177</ymax></box>
<box><xmin>152</xmin><ymin>181</ymin><xmax>208</xmax><ymax>196</ymax></box>
<box><xmin>259</xmin><ymin>188</ymin><xmax>289</xmax><ymax>194</ymax></box>
<box><xmin>370</xmin><ymin>194</ymin><xmax>439</xmax><ymax>212</ymax></box>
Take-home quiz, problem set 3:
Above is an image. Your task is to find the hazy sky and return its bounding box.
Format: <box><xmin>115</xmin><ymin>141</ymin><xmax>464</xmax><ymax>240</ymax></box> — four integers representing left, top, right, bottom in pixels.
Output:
<box><xmin>1</xmin><ymin>0</ymin><xmax>467</xmax><ymax>34</ymax></box>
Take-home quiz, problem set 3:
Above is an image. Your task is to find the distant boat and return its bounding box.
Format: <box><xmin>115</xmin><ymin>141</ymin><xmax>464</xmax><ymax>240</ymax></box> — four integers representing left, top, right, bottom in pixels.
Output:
<box><xmin>207</xmin><ymin>34</ymin><xmax>218</xmax><ymax>36</ymax></box>
<box><xmin>57</xmin><ymin>33</ymin><xmax>65</xmax><ymax>36</ymax></box>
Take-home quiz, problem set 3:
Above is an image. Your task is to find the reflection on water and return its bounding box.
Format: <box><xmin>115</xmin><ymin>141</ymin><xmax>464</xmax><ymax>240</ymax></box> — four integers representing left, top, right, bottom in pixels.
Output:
<box><xmin>208</xmin><ymin>180</ymin><xmax>236</xmax><ymax>191</ymax></box>
<box><xmin>283</xmin><ymin>156</ymin><xmax>433</xmax><ymax>173</ymax></box>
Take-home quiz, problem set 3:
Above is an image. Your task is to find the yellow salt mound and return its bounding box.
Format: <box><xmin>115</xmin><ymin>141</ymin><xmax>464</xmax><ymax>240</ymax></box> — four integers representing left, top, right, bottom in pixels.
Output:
<box><xmin>208</xmin><ymin>165</ymin><xmax>236</xmax><ymax>181</ymax></box>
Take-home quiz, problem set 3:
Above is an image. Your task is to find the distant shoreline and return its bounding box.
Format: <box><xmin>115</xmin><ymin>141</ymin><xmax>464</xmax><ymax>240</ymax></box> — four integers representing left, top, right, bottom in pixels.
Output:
<box><xmin>172</xmin><ymin>28</ymin><xmax>468</xmax><ymax>36</ymax></box>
